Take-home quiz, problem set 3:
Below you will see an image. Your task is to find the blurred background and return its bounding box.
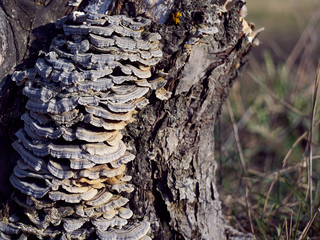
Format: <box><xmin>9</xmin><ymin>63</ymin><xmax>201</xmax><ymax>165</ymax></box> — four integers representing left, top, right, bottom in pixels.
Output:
<box><xmin>217</xmin><ymin>0</ymin><xmax>320</xmax><ymax>239</ymax></box>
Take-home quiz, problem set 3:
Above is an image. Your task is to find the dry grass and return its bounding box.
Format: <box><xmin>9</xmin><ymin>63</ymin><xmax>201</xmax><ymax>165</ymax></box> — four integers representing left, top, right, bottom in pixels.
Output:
<box><xmin>217</xmin><ymin>1</ymin><xmax>320</xmax><ymax>239</ymax></box>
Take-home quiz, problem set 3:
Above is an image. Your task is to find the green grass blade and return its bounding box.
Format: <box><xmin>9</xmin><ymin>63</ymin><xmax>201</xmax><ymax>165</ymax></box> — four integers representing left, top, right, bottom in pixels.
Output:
<box><xmin>254</xmin><ymin>215</ymin><xmax>268</xmax><ymax>240</ymax></box>
<box><xmin>293</xmin><ymin>201</ymin><xmax>303</xmax><ymax>240</ymax></box>
<box><xmin>284</xmin><ymin>178</ymin><xmax>306</xmax><ymax>204</ymax></box>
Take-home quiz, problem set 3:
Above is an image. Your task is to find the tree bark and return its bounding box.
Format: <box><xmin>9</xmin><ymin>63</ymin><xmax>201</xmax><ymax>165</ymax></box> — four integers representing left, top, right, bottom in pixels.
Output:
<box><xmin>0</xmin><ymin>0</ymin><xmax>255</xmax><ymax>239</ymax></box>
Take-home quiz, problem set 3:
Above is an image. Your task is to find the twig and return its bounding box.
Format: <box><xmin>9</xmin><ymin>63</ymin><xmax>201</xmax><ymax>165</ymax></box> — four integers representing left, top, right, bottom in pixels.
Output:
<box><xmin>285</xmin><ymin>218</ymin><xmax>288</xmax><ymax>240</ymax></box>
<box><xmin>248</xmin><ymin>71</ymin><xmax>308</xmax><ymax>117</ymax></box>
<box><xmin>278</xmin><ymin>217</ymin><xmax>286</xmax><ymax>239</ymax></box>
<box><xmin>245</xmin><ymin>187</ymin><xmax>255</xmax><ymax>236</ymax></box>
<box><xmin>227</xmin><ymin>99</ymin><xmax>247</xmax><ymax>173</ymax></box>
<box><xmin>290</xmin><ymin>211</ymin><xmax>293</xmax><ymax>240</ymax></box>
<box><xmin>261</xmin><ymin>130</ymin><xmax>309</xmax><ymax>215</ymax></box>
<box><xmin>285</xmin><ymin>7</ymin><xmax>320</xmax><ymax>74</ymax></box>
<box><xmin>263</xmin><ymin>172</ymin><xmax>279</xmax><ymax>214</ymax></box>
<box><xmin>307</xmin><ymin>59</ymin><xmax>320</xmax><ymax>217</ymax></box>
<box><xmin>247</xmin><ymin>164</ymin><xmax>301</xmax><ymax>181</ymax></box>
<box><xmin>298</xmin><ymin>207</ymin><xmax>319</xmax><ymax>240</ymax></box>
<box><xmin>227</xmin><ymin>99</ymin><xmax>254</xmax><ymax>234</ymax></box>
<box><xmin>223</xmin><ymin>98</ymin><xmax>261</xmax><ymax>151</ymax></box>
<box><xmin>282</xmin><ymin>131</ymin><xmax>308</xmax><ymax>168</ymax></box>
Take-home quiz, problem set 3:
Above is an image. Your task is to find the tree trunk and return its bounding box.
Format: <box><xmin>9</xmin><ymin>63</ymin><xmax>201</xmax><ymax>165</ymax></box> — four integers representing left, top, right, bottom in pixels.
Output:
<box><xmin>0</xmin><ymin>0</ymin><xmax>255</xmax><ymax>239</ymax></box>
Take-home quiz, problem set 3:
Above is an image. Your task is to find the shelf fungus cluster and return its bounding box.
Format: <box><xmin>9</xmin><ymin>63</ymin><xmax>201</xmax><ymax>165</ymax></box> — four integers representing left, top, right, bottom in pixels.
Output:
<box><xmin>3</xmin><ymin>11</ymin><xmax>164</xmax><ymax>240</ymax></box>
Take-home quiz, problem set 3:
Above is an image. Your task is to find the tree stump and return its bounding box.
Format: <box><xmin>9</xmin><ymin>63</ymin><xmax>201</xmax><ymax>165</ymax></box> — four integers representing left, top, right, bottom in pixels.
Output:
<box><xmin>0</xmin><ymin>0</ymin><xmax>257</xmax><ymax>239</ymax></box>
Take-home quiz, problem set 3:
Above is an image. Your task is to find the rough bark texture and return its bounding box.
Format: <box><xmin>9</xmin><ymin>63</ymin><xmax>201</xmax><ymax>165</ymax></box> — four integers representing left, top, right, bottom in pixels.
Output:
<box><xmin>0</xmin><ymin>0</ymin><xmax>254</xmax><ymax>239</ymax></box>
<box><xmin>126</xmin><ymin>21</ymin><xmax>251</xmax><ymax>240</ymax></box>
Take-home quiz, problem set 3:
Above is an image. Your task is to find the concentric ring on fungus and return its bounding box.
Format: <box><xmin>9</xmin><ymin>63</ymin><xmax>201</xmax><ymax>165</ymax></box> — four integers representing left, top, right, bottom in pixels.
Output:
<box><xmin>8</xmin><ymin>11</ymin><xmax>164</xmax><ymax>240</ymax></box>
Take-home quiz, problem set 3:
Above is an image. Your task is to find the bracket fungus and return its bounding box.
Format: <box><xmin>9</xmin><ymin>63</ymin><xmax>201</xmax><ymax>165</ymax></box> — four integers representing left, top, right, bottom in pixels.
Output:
<box><xmin>5</xmin><ymin>11</ymin><xmax>163</xmax><ymax>240</ymax></box>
